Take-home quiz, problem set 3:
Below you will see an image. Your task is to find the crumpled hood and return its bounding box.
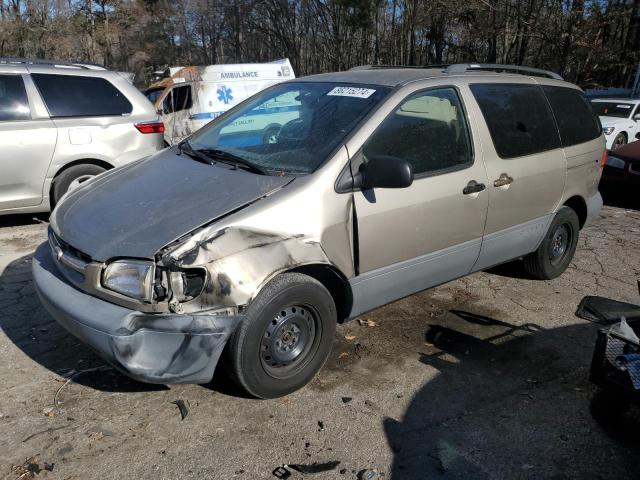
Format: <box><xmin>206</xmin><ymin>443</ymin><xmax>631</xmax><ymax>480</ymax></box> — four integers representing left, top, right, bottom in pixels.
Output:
<box><xmin>51</xmin><ymin>150</ymin><xmax>291</xmax><ymax>261</ymax></box>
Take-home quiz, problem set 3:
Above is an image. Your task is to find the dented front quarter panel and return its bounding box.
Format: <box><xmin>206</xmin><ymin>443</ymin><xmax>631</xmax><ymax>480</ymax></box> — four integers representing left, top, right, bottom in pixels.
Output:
<box><xmin>161</xmin><ymin>146</ymin><xmax>354</xmax><ymax>314</ymax></box>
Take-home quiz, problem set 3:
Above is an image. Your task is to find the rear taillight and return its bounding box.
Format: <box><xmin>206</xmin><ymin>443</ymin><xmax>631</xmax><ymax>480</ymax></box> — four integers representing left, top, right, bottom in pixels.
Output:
<box><xmin>135</xmin><ymin>121</ymin><xmax>164</xmax><ymax>134</ymax></box>
<box><xmin>600</xmin><ymin>148</ymin><xmax>607</xmax><ymax>168</ymax></box>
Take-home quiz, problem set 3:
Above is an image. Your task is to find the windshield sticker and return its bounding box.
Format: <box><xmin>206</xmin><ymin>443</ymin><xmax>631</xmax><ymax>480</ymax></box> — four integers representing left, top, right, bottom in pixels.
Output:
<box><xmin>327</xmin><ymin>87</ymin><xmax>376</xmax><ymax>99</ymax></box>
<box><xmin>616</xmin><ymin>104</ymin><xmax>632</xmax><ymax>108</ymax></box>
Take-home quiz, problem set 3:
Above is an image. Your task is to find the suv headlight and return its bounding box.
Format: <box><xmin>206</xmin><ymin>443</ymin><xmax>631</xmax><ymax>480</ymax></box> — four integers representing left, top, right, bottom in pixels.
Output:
<box><xmin>102</xmin><ymin>260</ymin><xmax>155</xmax><ymax>302</ymax></box>
<box><xmin>603</xmin><ymin>127</ymin><xmax>615</xmax><ymax>135</ymax></box>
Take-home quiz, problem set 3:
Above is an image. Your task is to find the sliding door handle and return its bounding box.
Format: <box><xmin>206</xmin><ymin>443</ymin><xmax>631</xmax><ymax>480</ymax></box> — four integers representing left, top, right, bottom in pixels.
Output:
<box><xmin>463</xmin><ymin>180</ymin><xmax>486</xmax><ymax>195</ymax></box>
<box><xmin>493</xmin><ymin>173</ymin><xmax>514</xmax><ymax>187</ymax></box>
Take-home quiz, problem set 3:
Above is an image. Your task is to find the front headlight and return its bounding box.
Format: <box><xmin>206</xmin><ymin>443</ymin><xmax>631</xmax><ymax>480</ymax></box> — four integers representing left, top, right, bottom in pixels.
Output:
<box><xmin>102</xmin><ymin>260</ymin><xmax>155</xmax><ymax>302</ymax></box>
<box><xmin>603</xmin><ymin>127</ymin><xmax>615</xmax><ymax>135</ymax></box>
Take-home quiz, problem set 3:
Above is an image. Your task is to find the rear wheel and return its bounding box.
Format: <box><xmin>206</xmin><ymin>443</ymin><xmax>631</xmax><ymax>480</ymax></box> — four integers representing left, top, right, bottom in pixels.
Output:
<box><xmin>612</xmin><ymin>132</ymin><xmax>627</xmax><ymax>150</ymax></box>
<box><xmin>52</xmin><ymin>164</ymin><xmax>106</xmax><ymax>207</ymax></box>
<box><xmin>523</xmin><ymin>206</ymin><xmax>580</xmax><ymax>280</ymax></box>
<box><xmin>226</xmin><ymin>273</ymin><xmax>336</xmax><ymax>398</ymax></box>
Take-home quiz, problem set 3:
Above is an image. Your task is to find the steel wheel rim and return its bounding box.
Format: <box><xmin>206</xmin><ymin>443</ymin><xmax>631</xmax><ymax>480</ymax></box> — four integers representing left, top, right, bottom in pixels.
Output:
<box><xmin>260</xmin><ymin>305</ymin><xmax>319</xmax><ymax>379</ymax></box>
<box><xmin>549</xmin><ymin>223</ymin><xmax>571</xmax><ymax>266</ymax></box>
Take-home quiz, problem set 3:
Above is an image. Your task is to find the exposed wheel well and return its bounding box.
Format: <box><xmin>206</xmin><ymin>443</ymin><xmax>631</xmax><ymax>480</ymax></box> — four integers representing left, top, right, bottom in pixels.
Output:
<box><xmin>563</xmin><ymin>195</ymin><xmax>587</xmax><ymax>229</ymax></box>
<box><xmin>50</xmin><ymin>159</ymin><xmax>114</xmax><ymax>205</ymax></box>
<box><xmin>289</xmin><ymin>264</ymin><xmax>353</xmax><ymax>323</ymax></box>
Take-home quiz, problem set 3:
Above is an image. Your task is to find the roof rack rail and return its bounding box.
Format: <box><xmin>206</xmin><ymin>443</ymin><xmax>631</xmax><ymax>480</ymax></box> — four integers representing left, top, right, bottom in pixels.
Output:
<box><xmin>444</xmin><ymin>63</ymin><xmax>562</xmax><ymax>80</ymax></box>
<box><xmin>0</xmin><ymin>57</ymin><xmax>106</xmax><ymax>70</ymax></box>
<box><xmin>349</xmin><ymin>64</ymin><xmax>449</xmax><ymax>71</ymax></box>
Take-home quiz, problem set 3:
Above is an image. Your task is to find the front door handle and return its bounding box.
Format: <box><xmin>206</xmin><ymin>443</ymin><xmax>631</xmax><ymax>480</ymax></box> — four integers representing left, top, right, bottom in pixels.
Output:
<box><xmin>463</xmin><ymin>180</ymin><xmax>486</xmax><ymax>195</ymax></box>
<box><xmin>493</xmin><ymin>173</ymin><xmax>514</xmax><ymax>187</ymax></box>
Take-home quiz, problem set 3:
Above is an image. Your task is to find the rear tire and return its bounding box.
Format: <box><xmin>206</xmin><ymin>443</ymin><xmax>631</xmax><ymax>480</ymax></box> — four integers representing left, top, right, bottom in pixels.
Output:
<box><xmin>226</xmin><ymin>273</ymin><xmax>336</xmax><ymax>399</ymax></box>
<box><xmin>523</xmin><ymin>206</ymin><xmax>580</xmax><ymax>280</ymax></box>
<box><xmin>52</xmin><ymin>164</ymin><xmax>106</xmax><ymax>207</ymax></box>
<box><xmin>612</xmin><ymin>132</ymin><xmax>627</xmax><ymax>150</ymax></box>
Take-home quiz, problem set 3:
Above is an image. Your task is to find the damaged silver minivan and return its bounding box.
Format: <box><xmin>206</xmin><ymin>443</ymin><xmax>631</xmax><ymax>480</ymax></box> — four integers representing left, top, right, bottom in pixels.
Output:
<box><xmin>33</xmin><ymin>64</ymin><xmax>604</xmax><ymax>398</ymax></box>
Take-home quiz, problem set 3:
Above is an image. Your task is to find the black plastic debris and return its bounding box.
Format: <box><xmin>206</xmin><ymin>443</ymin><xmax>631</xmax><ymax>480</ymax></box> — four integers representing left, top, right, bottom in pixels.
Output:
<box><xmin>317</xmin><ymin>420</ymin><xmax>325</xmax><ymax>431</ymax></box>
<box><xmin>272</xmin><ymin>466</ymin><xmax>291</xmax><ymax>479</ymax></box>
<box><xmin>170</xmin><ymin>399</ymin><xmax>189</xmax><ymax>420</ymax></box>
<box><xmin>341</xmin><ymin>396</ymin><xmax>352</xmax><ymax>404</ymax></box>
<box><xmin>576</xmin><ymin>296</ymin><xmax>640</xmax><ymax>325</ymax></box>
<box><xmin>289</xmin><ymin>461</ymin><xmax>341</xmax><ymax>474</ymax></box>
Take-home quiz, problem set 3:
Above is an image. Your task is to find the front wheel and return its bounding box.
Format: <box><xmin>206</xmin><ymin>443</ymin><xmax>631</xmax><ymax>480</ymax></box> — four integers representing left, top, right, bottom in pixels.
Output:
<box><xmin>226</xmin><ymin>273</ymin><xmax>336</xmax><ymax>398</ymax></box>
<box><xmin>523</xmin><ymin>206</ymin><xmax>580</xmax><ymax>280</ymax></box>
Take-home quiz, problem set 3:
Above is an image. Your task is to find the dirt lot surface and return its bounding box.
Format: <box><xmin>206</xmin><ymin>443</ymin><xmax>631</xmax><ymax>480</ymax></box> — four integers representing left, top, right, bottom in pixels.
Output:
<box><xmin>1</xmin><ymin>200</ymin><xmax>639</xmax><ymax>480</ymax></box>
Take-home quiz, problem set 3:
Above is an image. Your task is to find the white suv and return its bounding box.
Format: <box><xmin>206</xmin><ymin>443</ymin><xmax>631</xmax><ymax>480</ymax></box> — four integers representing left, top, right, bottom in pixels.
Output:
<box><xmin>0</xmin><ymin>58</ymin><xmax>164</xmax><ymax>215</ymax></box>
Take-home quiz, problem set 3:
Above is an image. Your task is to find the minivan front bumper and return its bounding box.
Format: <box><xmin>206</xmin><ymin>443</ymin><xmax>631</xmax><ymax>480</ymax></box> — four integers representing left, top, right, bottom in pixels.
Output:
<box><xmin>32</xmin><ymin>243</ymin><xmax>242</xmax><ymax>384</ymax></box>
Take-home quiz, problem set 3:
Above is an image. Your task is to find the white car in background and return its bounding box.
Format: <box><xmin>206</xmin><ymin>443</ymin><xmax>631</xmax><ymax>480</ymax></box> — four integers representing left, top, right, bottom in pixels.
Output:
<box><xmin>591</xmin><ymin>98</ymin><xmax>640</xmax><ymax>150</ymax></box>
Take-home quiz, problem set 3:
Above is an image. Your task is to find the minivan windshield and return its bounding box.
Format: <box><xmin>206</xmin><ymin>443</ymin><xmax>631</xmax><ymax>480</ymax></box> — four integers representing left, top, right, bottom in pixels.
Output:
<box><xmin>590</xmin><ymin>101</ymin><xmax>635</xmax><ymax>118</ymax></box>
<box><xmin>188</xmin><ymin>82</ymin><xmax>390</xmax><ymax>174</ymax></box>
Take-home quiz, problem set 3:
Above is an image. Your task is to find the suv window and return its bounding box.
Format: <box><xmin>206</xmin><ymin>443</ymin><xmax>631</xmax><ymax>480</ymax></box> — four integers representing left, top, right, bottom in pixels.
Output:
<box><xmin>164</xmin><ymin>85</ymin><xmax>192</xmax><ymax>114</ymax></box>
<box><xmin>543</xmin><ymin>86</ymin><xmax>601</xmax><ymax>147</ymax></box>
<box><xmin>0</xmin><ymin>74</ymin><xmax>30</xmax><ymax>121</ymax></box>
<box><xmin>363</xmin><ymin>87</ymin><xmax>472</xmax><ymax>175</ymax></box>
<box><xmin>470</xmin><ymin>83</ymin><xmax>560</xmax><ymax>159</ymax></box>
<box><xmin>32</xmin><ymin>74</ymin><xmax>132</xmax><ymax>117</ymax></box>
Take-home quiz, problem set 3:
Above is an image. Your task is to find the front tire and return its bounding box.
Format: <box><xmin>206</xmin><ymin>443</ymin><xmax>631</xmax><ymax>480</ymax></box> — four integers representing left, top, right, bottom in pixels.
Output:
<box><xmin>226</xmin><ymin>273</ymin><xmax>336</xmax><ymax>398</ymax></box>
<box><xmin>523</xmin><ymin>206</ymin><xmax>580</xmax><ymax>280</ymax></box>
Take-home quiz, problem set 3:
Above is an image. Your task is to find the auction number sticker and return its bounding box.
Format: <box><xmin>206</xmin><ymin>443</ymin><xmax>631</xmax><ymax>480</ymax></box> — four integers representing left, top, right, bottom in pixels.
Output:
<box><xmin>327</xmin><ymin>87</ymin><xmax>376</xmax><ymax>99</ymax></box>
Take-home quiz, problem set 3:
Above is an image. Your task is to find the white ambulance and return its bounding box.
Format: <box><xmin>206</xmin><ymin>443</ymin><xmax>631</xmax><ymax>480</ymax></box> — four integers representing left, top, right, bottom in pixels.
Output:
<box><xmin>145</xmin><ymin>59</ymin><xmax>296</xmax><ymax>145</ymax></box>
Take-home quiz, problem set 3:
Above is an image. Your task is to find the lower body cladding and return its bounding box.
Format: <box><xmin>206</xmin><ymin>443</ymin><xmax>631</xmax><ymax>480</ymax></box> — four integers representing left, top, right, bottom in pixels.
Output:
<box><xmin>32</xmin><ymin>243</ymin><xmax>242</xmax><ymax>384</ymax></box>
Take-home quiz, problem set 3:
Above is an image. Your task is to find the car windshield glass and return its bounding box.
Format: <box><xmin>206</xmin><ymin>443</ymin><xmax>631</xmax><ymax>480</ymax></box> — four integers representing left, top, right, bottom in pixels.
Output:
<box><xmin>591</xmin><ymin>102</ymin><xmax>634</xmax><ymax>118</ymax></box>
<box><xmin>188</xmin><ymin>82</ymin><xmax>390</xmax><ymax>174</ymax></box>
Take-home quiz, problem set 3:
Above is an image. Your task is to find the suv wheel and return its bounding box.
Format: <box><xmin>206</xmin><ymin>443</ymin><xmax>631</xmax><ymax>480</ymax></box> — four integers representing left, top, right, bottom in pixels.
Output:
<box><xmin>523</xmin><ymin>206</ymin><xmax>580</xmax><ymax>280</ymax></box>
<box><xmin>52</xmin><ymin>164</ymin><xmax>106</xmax><ymax>207</ymax></box>
<box><xmin>226</xmin><ymin>273</ymin><xmax>336</xmax><ymax>398</ymax></box>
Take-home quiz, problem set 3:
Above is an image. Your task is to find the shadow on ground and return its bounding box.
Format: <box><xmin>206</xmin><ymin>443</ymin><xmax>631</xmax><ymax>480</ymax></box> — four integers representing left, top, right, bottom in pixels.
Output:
<box><xmin>0</xmin><ymin>213</ymin><xmax>49</xmax><ymax>229</ymax></box>
<box><xmin>384</xmin><ymin>309</ymin><xmax>640</xmax><ymax>479</ymax></box>
<box><xmin>0</xmin><ymin>253</ymin><xmax>246</xmax><ymax>396</ymax></box>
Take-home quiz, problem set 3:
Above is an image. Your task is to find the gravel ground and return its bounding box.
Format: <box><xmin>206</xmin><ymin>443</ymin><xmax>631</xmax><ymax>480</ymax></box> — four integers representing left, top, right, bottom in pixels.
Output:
<box><xmin>0</xmin><ymin>197</ymin><xmax>639</xmax><ymax>480</ymax></box>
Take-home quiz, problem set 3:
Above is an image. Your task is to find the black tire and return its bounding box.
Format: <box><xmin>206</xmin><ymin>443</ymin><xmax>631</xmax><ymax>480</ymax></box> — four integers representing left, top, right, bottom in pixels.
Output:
<box><xmin>52</xmin><ymin>164</ymin><xmax>106</xmax><ymax>206</ymax></box>
<box><xmin>612</xmin><ymin>132</ymin><xmax>627</xmax><ymax>150</ymax></box>
<box><xmin>523</xmin><ymin>206</ymin><xmax>580</xmax><ymax>280</ymax></box>
<box><xmin>226</xmin><ymin>272</ymin><xmax>336</xmax><ymax>398</ymax></box>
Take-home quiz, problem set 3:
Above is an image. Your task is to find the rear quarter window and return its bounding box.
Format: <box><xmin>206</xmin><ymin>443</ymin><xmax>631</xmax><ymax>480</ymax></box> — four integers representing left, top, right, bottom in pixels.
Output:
<box><xmin>470</xmin><ymin>83</ymin><xmax>560</xmax><ymax>159</ymax></box>
<box><xmin>0</xmin><ymin>74</ymin><xmax>30</xmax><ymax>121</ymax></box>
<box><xmin>542</xmin><ymin>86</ymin><xmax>601</xmax><ymax>147</ymax></box>
<box><xmin>32</xmin><ymin>74</ymin><xmax>132</xmax><ymax>118</ymax></box>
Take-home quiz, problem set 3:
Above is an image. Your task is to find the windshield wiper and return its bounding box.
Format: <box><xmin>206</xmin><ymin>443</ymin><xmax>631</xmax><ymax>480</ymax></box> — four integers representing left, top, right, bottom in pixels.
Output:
<box><xmin>200</xmin><ymin>148</ymin><xmax>269</xmax><ymax>175</ymax></box>
<box><xmin>177</xmin><ymin>140</ymin><xmax>215</xmax><ymax>166</ymax></box>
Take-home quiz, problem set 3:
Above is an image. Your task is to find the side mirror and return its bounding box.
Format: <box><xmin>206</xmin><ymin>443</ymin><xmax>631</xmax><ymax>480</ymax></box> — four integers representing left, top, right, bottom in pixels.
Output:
<box><xmin>354</xmin><ymin>155</ymin><xmax>414</xmax><ymax>190</ymax></box>
<box><xmin>633</xmin><ymin>114</ymin><xmax>640</xmax><ymax>121</ymax></box>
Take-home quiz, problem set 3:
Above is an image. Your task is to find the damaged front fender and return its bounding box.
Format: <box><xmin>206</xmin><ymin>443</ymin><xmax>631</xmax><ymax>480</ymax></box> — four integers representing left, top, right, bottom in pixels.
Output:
<box><xmin>162</xmin><ymin>227</ymin><xmax>333</xmax><ymax>313</ymax></box>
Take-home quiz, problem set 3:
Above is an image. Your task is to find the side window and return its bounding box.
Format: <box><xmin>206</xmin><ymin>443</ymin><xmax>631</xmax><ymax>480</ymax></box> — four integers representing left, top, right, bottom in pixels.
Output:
<box><xmin>172</xmin><ymin>85</ymin><xmax>192</xmax><ymax>112</ymax></box>
<box><xmin>32</xmin><ymin>74</ymin><xmax>132</xmax><ymax>117</ymax></box>
<box><xmin>0</xmin><ymin>75</ymin><xmax>31</xmax><ymax>121</ymax></box>
<box><xmin>470</xmin><ymin>83</ymin><xmax>560</xmax><ymax>159</ymax></box>
<box><xmin>162</xmin><ymin>91</ymin><xmax>173</xmax><ymax>114</ymax></box>
<box><xmin>363</xmin><ymin>87</ymin><xmax>472</xmax><ymax>175</ymax></box>
<box><xmin>542</xmin><ymin>86</ymin><xmax>601</xmax><ymax>147</ymax></box>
